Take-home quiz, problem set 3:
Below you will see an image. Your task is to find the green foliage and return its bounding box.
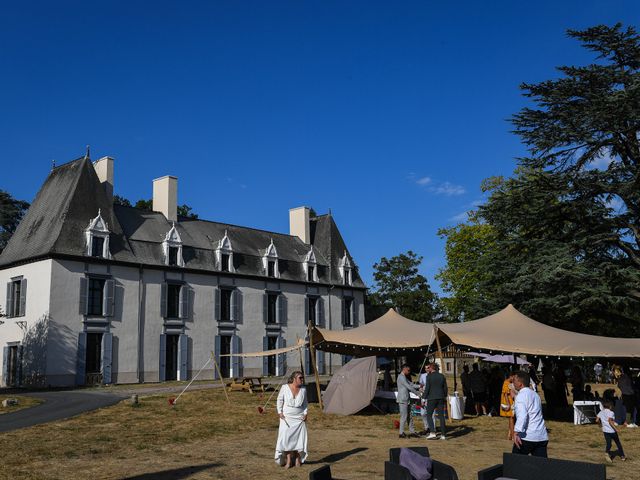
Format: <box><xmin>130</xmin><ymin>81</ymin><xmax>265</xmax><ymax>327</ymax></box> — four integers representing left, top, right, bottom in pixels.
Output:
<box><xmin>0</xmin><ymin>189</ymin><xmax>29</xmax><ymax>253</ymax></box>
<box><xmin>369</xmin><ymin>251</ymin><xmax>438</xmax><ymax>323</ymax></box>
<box><xmin>177</xmin><ymin>204</ymin><xmax>198</xmax><ymax>219</ymax></box>
<box><xmin>120</xmin><ymin>198</ymin><xmax>199</xmax><ymax>219</ymax></box>
<box><xmin>113</xmin><ymin>195</ymin><xmax>132</xmax><ymax>207</ymax></box>
<box><xmin>134</xmin><ymin>199</ymin><xmax>152</xmax><ymax>211</ymax></box>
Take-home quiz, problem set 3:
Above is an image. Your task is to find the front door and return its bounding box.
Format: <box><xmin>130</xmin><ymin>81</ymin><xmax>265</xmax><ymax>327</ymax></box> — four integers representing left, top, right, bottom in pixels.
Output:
<box><xmin>165</xmin><ymin>335</ymin><xmax>179</xmax><ymax>381</ymax></box>
<box><xmin>6</xmin><ymin>346</ymin><xmax>18</xmax><ymax>387</ymax></box>
<box><xmin>219</xmin><ymin>335</ymin><xmax>231</xmax><ymax>378</ymax></box>
<box><xmin>85</xmin><ymin>333</ymin><xmax>103</xmax><ymax>385</ymax></box>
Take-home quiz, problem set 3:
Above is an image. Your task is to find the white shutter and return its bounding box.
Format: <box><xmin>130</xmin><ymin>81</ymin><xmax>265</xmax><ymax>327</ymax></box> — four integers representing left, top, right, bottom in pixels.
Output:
<box><xmin>103</xmin><ymin>279</ymin><xmax>115</xmax><ymax>317</ymax></box>
<box><xmin>19</xmin><ymin>278</ymin><xmax>27</xmax><ymax>317</ymax></box>
<box><xmin>159</xmin><ymin>334</ymin><xmax>167</xmax><ymax>382</ymax></box>
<box><xmin>101</xmin><ymin>333</ymin><xmax>112</xmax><ymax>384</ymax></box>
<box><xmin>76</xmin><ymin>332</ymin><xmax>87</xmax><ymax>385</ymax></box>
<box><xmin>178</xmin><ymin>334</ymin><xmax>188</xmax><ymax>380</ymax></box>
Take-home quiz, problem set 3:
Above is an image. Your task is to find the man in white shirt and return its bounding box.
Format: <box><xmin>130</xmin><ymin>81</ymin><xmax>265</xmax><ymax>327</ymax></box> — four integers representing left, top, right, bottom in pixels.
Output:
<box><xmin>512</xmin><ymin>371</ymin><xmax>549</xmax><ymax>457</ymax></box>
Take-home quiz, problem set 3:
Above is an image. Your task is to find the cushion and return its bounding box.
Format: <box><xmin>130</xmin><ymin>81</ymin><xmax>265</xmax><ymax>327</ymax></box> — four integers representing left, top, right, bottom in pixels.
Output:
<box><xmin>399</xmin><ymin>447</ymin><xmax>432</xmax><ymax>480</ymax></box>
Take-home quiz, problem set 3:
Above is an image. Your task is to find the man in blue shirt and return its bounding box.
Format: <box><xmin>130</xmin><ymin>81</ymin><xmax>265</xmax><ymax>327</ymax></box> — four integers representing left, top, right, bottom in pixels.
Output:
<box><xmin>512</xmin><ymin>371</ymin><xmax>549</xmax><ymax>457</ymax></box>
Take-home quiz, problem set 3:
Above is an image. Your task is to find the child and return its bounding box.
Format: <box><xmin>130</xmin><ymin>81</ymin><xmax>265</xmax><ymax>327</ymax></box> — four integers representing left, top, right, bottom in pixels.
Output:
<box><xmin>596</xmin><ymin>399</ymin><xmax>626</xmax><ymax>463</ymax></box>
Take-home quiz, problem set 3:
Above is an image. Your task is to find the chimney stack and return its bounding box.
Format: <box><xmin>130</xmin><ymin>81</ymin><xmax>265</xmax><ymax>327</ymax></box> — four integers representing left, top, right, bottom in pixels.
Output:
<box><xmin>289</xmin><ymin>206</ymin><xmax>311</xmax><ymax>244</ymax></box>
<box><xmin>153</xmin><ymin>176</ymin><xmax>178</xmax><ymax>222</ymax></box>
<box><xmin>94</xmin><ymin>156</ymin><xmax>114</xmax><ymax>201</ymax></box>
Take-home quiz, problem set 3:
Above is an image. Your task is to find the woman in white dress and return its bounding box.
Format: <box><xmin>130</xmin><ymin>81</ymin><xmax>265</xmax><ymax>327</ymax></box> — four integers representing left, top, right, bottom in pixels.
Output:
<box><xmin>275</xmin><ymin>371</ymin><xmax>308</xmax><ymax>468</ymax></box>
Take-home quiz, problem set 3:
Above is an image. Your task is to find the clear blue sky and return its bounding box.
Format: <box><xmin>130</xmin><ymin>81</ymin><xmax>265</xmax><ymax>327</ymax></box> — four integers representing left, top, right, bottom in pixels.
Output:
<box><xmin>1</xmin><ymin>1</ymin><xmax>638</xmax><ymax>294</ymax></box>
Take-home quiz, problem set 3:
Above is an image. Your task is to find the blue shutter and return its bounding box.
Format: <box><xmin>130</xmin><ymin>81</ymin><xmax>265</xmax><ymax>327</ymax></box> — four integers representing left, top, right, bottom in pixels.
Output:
<box><xmin>277</xmin><ymin>294</ymin><xmax>287</xmax><ymax>325</ymax></box>
<box><xmin>101</xmin><ymin>333</ymin><xmax>112</xmax><ymax>384</ymax></box>
<box><xmin>2</xmin><ymin>347</ymin><xmax>9</xmax><ymax>387</ymax></box>
<box><xmin>352</xmin><ymin>298</ymin><xmax>359</xmax><ymax>327</ymax></box>
<box><xmin>235</xmin><ymin>289</ymin><xmax>243</xmax><ymax>323</ymax></box>
<box><xmin>5</xmin><ymin>283</ymin><xmax>12</xmax><ymax>318</ymax></box>
<box><xmin>316</xmin><ymin>297</ymin><xmax>325</xmax><ymax>328</ymax></box>
<box><xmin>179</xmin><ymin>285</ymin><xmax>189</xmax><ymax>319</ymax></box>
<box><xmin>76</xmin><ymin>332</ymin><xmax>87</xmax><ymax>385</ymax></box>
<box><xmin>178</xmin><ymin>334</ymin><xmax>188</xmax><ymax>381</ymax></box>
<box><xmin>159</xmin><ymin>334</ymin><xmax>166</xmax><ymax>382</ymax></box>
<box><xmin>79</xmin><ymin>278</ymin><xmax>88</xmax><ymax>316</ymax></box>
<box><xmin>230</xmin><ymin>289</ymin><xmax>237</xmax><ymax>323</ymax></box>
<box><xmin>214</xmin><ymin>288</ymin><xmax>220</xmax><ymax>321</ymax></box>
<box><xmin>160</xmin><ymin>283</ymin><xmax>167</xmax><ymax>318</ymax></box>
<box><xmin>304</xmin><ymin>297</ymin><xmax>309</xmax><ymax>327</ymax></box>
<box><xmin>19</xmin><ymin>278</ymin><xmax>27</xmax><ymax>317</ymax></box>
<box><xmin>305</xmin><ymin>348</ymin><xmax>311</xmax><ymax>376</ymax></box>
<box><xmin>262</xmin><ymin>293</ymin><xmax>268</xmax><ymax>323</ymax></box>
<box><xmin>16</xmin><ymin>345</ymin><xmax>24</xmax><ymax>386</ymax></box>
<box><xmin>231</xmin><ymin>335</ymin><xmax>241</xmax><ymax>377</ymax></box>
<box><xmin>262</xmin><ymin>336</ymin><xmax>269</xmax><ymax>375</ymax></box>
<box><xmin>103</xmin><ymin>279</ymin><xmax>115</xmax><ymax>317</ymax></box>
<box><xmin>277</xmin><ymin>336</ymin><xmax>286</xmax><ymax>376</ymax></box>
<box><xmin>316</xmin><ymin>350</ymin><xmax>325</xmax><ymax>375</ymax></box>
<box><xmin>214</xmin><ymin>335</ymin><xmax>221</xmax><ymax>379</ymax></box>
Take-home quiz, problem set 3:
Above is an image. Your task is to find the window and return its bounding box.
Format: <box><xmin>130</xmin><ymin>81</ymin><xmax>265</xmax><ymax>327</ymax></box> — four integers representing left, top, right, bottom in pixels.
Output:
<box><xmin>88</xmin><ymin>278</ymin><xmax>105</xmax><ymax>316</ymax></box>
<box><xmin>220</xmin><ymin>289</ymin><xmax>232</xmax><ymax>322</ymax></box>
<box><xmin>163</xmin><ymin>223</ymin><xmax>184</xmax><ymax>267</ymax></box>
<box><xmin>166</xmin><ymin>284</ymin><xmax>181</xmax><ymax>318</ymax></box>
<box><xmin>6</xmin><ymin>279</ymin><xmax>26</xmax><ymax>318</ymax></box>
<box><xmin>339</xmin><ymin>250</ymin><xmax>353</xmax><ymax>286</ymax></box>
<box><xmin>308</xmin><ymin>297</ymin><xmax>317</xmax><ymax>326</ymax></box>
<box><xmin>343</xmin><ymin>298</ymin><xmax>353</xmax><ymax>327</ymax></box>
<box><xmin>267</xmin><ymin>260</ymin><xmax>276</xmax><ymax>278</ymax></box>
<box><xmin>91</xmin><ymin>237</ymin><xmax>105</xmax><ymax>257</ymax></box>
<box><xmin>267</xmin><ymin>293</ymin><xmax>278</xmax><ymax>324</ymax></box>
<box><xmin>307</xmin><ymin>265</ymin><xmax>315</xmax><ymax>282</ymax></box>
<box><xmin>85</xmin><ymin>209</ymin><xmax>110</xmax><ymax>259</ymax></box>
<box><xmin>344</xmin><ymin>269</ymin><xmax>351</xmax><ymax>286</ymax></box>
<box><xmin>221</xmin><ymin>253</ymin><xmax>230</xmax><ymax>272</ymax></box>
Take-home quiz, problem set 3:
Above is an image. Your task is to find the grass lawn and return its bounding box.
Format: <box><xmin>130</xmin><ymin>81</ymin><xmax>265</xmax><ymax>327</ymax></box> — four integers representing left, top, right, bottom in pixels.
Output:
<box><xmin>0</xmin><ymin>384</ymin><xmax>637</xmax><ymax>480</ymax></box>
<box><xmin>0</xmin><ymin>395</ymin><xmax>42</xmax><ymax>415</ymax></box>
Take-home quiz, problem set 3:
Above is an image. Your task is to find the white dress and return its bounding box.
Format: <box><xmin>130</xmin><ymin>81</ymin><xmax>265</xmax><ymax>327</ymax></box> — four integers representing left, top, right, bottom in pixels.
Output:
<box><xmin>274</xmin><ymin>384</ymin><xmax>308</xmax><ymax>465</ymax></box>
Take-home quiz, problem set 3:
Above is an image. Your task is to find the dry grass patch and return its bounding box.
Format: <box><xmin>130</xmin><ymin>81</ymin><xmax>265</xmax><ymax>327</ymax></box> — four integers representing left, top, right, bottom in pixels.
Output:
<box><xmin>0</xmin><ymin>395</ymin><xmax>41</xmax><ymax>415</ymax></box>
<box><xmin>0</xmin><ymin>387</ymin><xmax>638</xmax><ymax>480</ymax></box>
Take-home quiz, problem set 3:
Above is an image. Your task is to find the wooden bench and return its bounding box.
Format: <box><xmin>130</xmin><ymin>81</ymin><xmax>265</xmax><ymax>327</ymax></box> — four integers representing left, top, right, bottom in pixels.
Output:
<box><xmin>226</xmin><ymin>377</ymin><xmax>265</xmax><ymax>394</ymax></box>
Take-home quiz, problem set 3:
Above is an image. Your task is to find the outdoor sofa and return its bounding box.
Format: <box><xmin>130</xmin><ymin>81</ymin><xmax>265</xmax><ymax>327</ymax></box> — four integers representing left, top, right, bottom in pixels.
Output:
<box><xmin>477</xmin><ymin>453</ymin><xmax>606</xmax><ymax>480</ymax></box>
<box><xmin>385</xmin><ymin>447</ymin><xmax>459</xmax><ymax>480</ymax></box>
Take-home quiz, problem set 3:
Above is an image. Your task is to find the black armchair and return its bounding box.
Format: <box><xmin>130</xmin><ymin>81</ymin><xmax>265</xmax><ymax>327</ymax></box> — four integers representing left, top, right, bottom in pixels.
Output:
<box><xmin>309</xmin><ymin>465</ymin><xmax>333</xmax><ymax>480</ymax></box>
<box><xmin>386</xmin><ymin>447</ymin><xmax>459</xmax><ymax>480</ymax></box>
<box><xmin>477</xmin><ymin>453</ymin><xmax>606</xmax><ymax>480</ymax></box>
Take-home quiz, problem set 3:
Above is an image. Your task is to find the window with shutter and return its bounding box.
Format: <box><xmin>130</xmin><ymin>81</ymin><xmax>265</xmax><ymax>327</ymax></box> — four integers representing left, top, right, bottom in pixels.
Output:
<box><xmin>220</xmin><ymin>289</ymin><xmax>232</xmax><ymax>322</ymax></box>
<box><xmin>343</xmin><ymin>297</ymin><xmax>353</xmax><ymax>327</ymax></box>
<box><xmin>87</xmin><ymin>279</ymin><xmax>105</xmax><ymax>316</ymax></box>
<box><xmin>267</xmin><ymin>293</ymin><xmax>277</xmax><ymax>324</ymax></box>
<box><xmin>166</xmin><ymin>284</ymin><xmax>181</xmax><ymax>318</ymax></box>
<box><xmin>91</xmin><ymin>236</ymin><xmax>105</xmax><ymax>257</ymax></box>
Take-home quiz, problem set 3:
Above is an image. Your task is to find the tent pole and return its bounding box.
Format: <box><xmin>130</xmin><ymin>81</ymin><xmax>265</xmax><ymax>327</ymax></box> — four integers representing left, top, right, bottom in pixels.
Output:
<box><xmin>212</xmin><ymin>354</ymin><xmax>230</xmax><ymax>405</ymax></box>
<box><xmin>434</xmin><ymin>324</ymin><xmax>444</xmax><ymax>364</ymax></box>
<box><xmin>453</xmin><ymin>354</ymin><xmax>458</xmax><ymax>393</ymax></box>
<box><xmin>297</xmin><ymin>335</ymin><xmax>305</xmax><ymax>374</ymax></box>
<box><xmin>308</xmin><ymin>322</ymin><xmax>324</xmax><ymax>412</ymax></box>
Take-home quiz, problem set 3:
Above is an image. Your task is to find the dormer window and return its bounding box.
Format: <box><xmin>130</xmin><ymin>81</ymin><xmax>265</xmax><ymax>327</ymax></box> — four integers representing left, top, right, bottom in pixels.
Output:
<box><xmin>339</xmin><ymin>251</ymin><xmax>353</xmax><ymax>286</ymax></box>
<box><xmin>304</xmin><ymin>248</ymin><xmax>318</xmax><ymax>282</ymax></box>
<box><xmin>216</xmin><ymin>230</ymin><xmax>235</xmax><ymax>273</ymax></box>
<box><xmin>85</xmin><ymin>209</ymin><xmax>110</xmax><ymax>259</ymax></box>
<box><xmin>163</xmin><ymin>223</ymin><xmax>184</xmax><ymax>267</ymax></box>
<box><xmin>262</xmin><ymin>239</ymin><xmax>279</xmax><ymax>278</ymax></box>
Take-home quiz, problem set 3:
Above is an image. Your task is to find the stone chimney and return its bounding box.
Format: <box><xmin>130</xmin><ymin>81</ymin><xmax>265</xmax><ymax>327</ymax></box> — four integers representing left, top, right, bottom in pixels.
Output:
<box><xmin>94</xmin><ymin>156</ymin><xmax>114</xmax><ymax>201</ymax></box>
<box><xmin>153</xmin><ymin>176</ymin><xmax>178</xmax><ymax>222</ymax></box>
<box><xmin>289</xmin><ymin>206</ymin><xmax>311</xmax><ymax>244</ymax></box>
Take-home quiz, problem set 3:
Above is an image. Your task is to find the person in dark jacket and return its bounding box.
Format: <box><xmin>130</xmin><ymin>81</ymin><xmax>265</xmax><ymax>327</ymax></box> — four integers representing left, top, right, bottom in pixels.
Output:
<box><xmin>423</xmin><ymin>362</ymin><xmax>448</xmax><ymax>440</ymax></box>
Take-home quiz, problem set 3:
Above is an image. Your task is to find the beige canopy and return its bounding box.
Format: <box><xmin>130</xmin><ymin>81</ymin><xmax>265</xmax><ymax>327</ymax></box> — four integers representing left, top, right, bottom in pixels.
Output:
<box><xmin>435</xmin><ymin>304</ymin><xmax>640</xmax><ymax>358</ymax></box>
<box><xmin>312</xmin><ymin>308</ymin><xmax>434</xmax><ymax>356</ymax></box>
<box><xmin>219</xmin><ymin>338</ymin><xmax>308</xmax><ymax>357</ymax></box>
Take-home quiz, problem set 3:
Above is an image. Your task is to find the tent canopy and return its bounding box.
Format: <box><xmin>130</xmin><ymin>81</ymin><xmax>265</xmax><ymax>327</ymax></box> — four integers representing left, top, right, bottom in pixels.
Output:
<box><xmin>312</xmin><ymin>308</ymin><xmax>434</xmax><ymax>356</ymax></box>
<box><xmin>219</xmin><ymin>338</ymin><xmax>307</xmax><ymax>357</ymax></box>
<box><xmin>436</xmin><ymin>304</ymin><xmax>640</xmax><ymax>358</ymax></box>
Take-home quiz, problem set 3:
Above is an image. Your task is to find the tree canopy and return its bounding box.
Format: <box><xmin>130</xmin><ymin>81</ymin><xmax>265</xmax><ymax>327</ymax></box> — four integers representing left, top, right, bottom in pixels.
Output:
<box><xmin>369</xmin><ymin>251</ymin><xmax>438</xmax><ymax>323</ymax></box>
<box><xmin>114</xmin><ymin>196</ymin><xmax>198</xmax><ymax>219</ymax></box>
<box><xmin>0</xmin><ymin>189</ymin><xmax>29</xmax><ymax>254</ymax></box>
<box><xmin>438</xmin><ymin>24</ymin><xmax>640</xmax><ymax>335</ymax></box>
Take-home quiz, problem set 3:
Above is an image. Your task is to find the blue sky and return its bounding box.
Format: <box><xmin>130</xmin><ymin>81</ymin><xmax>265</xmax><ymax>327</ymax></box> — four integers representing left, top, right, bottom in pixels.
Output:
<box><xmin>1</xmin><ymin>1</ymin><xmax>638</xmax><ymax>294</ymax></box>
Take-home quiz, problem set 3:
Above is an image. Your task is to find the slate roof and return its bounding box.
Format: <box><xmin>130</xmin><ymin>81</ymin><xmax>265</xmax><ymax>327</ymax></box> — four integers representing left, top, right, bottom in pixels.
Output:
<box><xmin>0</xmin><ymin>157</ymin><xmax>365</xmax><ymax>288</ymax></box>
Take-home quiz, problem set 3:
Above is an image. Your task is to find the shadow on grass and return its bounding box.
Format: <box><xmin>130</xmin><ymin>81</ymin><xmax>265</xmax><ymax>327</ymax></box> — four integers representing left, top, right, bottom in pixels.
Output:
<box><xmin>443</xmin><ymin>425</ymin><xmax>473</xmax><ymax>438</ymax></box>
<box><xmin>306</xmin><ymin>447</ymin><xmax>368</xmax><ymax>464</ymax></box>
<box><xmin>121</xmin><ymin>463</ymin><xmax>222</xmax><ymax>479</ymax></box>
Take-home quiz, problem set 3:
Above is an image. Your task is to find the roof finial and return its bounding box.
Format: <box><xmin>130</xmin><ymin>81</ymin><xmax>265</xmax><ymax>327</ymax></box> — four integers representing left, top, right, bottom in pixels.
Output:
<box><xmin>51</xmin><ymin>159</ymin><xmax>56</xmax><ymax>170</ymax></box>
<box><xmin>85</xmin><ymin>145</ymin><xmax>90</xmax><ymax>160</ymax></box>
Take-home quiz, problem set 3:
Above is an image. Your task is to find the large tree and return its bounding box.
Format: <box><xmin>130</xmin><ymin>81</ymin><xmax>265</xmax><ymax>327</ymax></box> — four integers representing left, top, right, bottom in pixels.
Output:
<box><xmin>369</xmin><ymin>251</ymin><xmax>439</xmax><ymax>323</ymax></box>
<box><xmin>0</xmin><ymin>189</ymin><xmax>29</xmax><ymax>254</ymax></box>
<box><xmin>438</xmin><ymin>24</ymin><xmax>640</xmax><ymax>334</ymax></box>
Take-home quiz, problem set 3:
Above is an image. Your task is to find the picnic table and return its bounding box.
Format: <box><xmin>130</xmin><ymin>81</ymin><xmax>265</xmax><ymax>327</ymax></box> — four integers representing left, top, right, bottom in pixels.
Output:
<box><xmin>226</xmin><ymin>376</ymin><xmax>266</xmax><ymax>394</ymax></box>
